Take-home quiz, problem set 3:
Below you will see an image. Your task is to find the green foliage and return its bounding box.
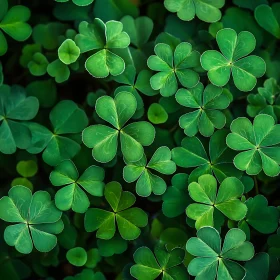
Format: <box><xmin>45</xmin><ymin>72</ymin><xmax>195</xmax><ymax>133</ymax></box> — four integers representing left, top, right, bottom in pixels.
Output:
<box><xmin>1</xmin><ymin>1</ymin><xmax>280</xmax><ymax>279</ymax></box>
<box><xmin>186</xmin><ymin>227</ymin><xmax>254</xmax><ymax>280</ymax></box>
<box><xmin>148</xmin><ymin>42</ymin><xmax>200</xmax><ymax>96</ymax></box>
<box><xmin>84</xmin><ymin>182</ymin><xmax>148</xmax><ymax>240</ymax></box>
<box><xmin>201</xmin><ymin>28</ymin><xmax>266</xmax><ymax>91</ymax></box>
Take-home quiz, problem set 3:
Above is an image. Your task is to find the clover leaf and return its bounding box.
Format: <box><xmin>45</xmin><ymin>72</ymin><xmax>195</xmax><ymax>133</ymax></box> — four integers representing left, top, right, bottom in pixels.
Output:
<box><xmin>26</xmin><ymin>100</ymin><xmax>88</xmax><ymax>166</ymax></box>
<box><xmin>82</xmin><ymin>91</ymin><xmax>155</xmax><ymax>163</ymax></box>
<box><xmin>28</xmin><ymin>52</ymin><xmax>49</xmax><ymax>76</ymax></box>
<box><xmin>47</xmin><ymin>59</ymin><xmax>71</xmax><ymax>83</ymax></box>
<box><xmin>84</xmin><ymin>182</ymin><xmax>148</xmax><ymax>240</ymax></box>
<box><xmin>162</xmin><ymin>173</ymin><xmax>191</xmax><ymax>218</ymax></box>
<box><xmin>58</xmin><ymin>39</ymin><xmax>80</xmax><ymax>65</ymax></box>
<box><xmin>148</xmin><ymin>103</ymin><xmax>168</xmax><ymax>124</ymax></box>
<box><xmin>75</xmin><ymin>18</ymin><xmax>130</xmax><ymax>78</ymax></box>
<box><xmin>186</xmin><ymin>227</ymin><xmax>254</xmax><ymax>280</ymax></box>
<box><xmin>255</xmin><ymin>4</ymin><xmax>280</xmax><ymax>39</ymax></box>
<box><xmin>0</xmin><ymin>186</ymin><xmax>64</xmax><ymax>254</ymax></box>
<box><xmin>55</xmin><ymin>0</ymin><xmax>94</xmax><ymax>6</ymax></box>
<box><xmin>201</xmin><ymin>28</ymin><xmax>266</xmax><ymax>92</ymax></box>
<box><xmin>164</xmin><ymin>0</ymin><xmax>225</xmax><ymax>23</ymax></box>
<box><xmin>172</xmin><ymin>129</ymin><xmax>242</xmax><ymax>183</ymax></box>
<box><xmin>186</xmin><ymin>174</ymin><xmax>247</xmax><ymax>229</ymax></box>
<box><xmin>176</xmin><ymin>82</ymin><xmax>231</xmax><ymax>137</ymax></box>
<box><xmin>97</xmin><ymin>234</ymin><xmax>127</xmax><ymax>257</ymax></box>
<box><xmin>0</xmin><ymin>85</ymin><xmax>39</xmax><ymax>154</ymax></box>
<box><xmin>0</xmin><ymin>0</ymin><xmax>32</xmax><ymax>56</ymax></box>
<box><xmin>247</xmin><ymin>78</ymin><xmax>280</xmax><ymax>121</ymax></box>
<box><xmin>50</xmin><ymin>160</ymin><xmax>105</xmax><ymax>213</ymax></box>
<box><xmin>147</xmin><ymin>42</ymin><xmax>200</xmax><ymax>97</ymax></box>
<box><xmin>123</xmin><ymin>146</ymin><xmax>176</xmax><ymax>197</ymax></box>
<box><xmin>66</xmin><ymin>247</ymin><xmax>87</xmax><ymax>267</ymax></box>
<box><xmin>130</xmin><ymin>246</ymin><xmax>187</xmax><ymax>280</ymax></box>
<box><xmin>226</xmin><ymin>114</ymin><xmax>280</xmax><ymax>176</ymax></box>
<box><xmin>241</xmin><ymin>195</ymin><xmax>279</xmax><ymax>234</ymax></box>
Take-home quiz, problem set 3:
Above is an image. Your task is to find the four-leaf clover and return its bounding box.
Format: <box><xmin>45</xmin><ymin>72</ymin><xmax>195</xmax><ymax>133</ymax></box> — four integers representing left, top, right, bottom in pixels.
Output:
<box><xmin>0</xmin><ymin>186</ymin><xmax>64</xmax><ymax>254</ymax></box>
<box><xmin>226</xmin><ymin>114</ymin><xmax>280</xmax><ymax>176</ymax></box>
<box><xmin>123</xmin><ymin>146</ymin><xmax>176</xmax><ymax>197</ymax></box>
<box><xmin>176</xmin><ymin>82</ymin><xmax>231</xmax><ymax>137</ymax></box>
<box><xmin>50</xmin><ymin>160</ymin><xmax>105</xmax><ymax>213</ymax></box>
<box><xmin>147</xmin><ymin>42</ymin><xmax>200</xmax><ymax>96</ymax></box>
<box><xmin>186</xmin><ymin>227</ymin><xmax>254</xmax><ymax>280</ymax></box>
<box><xmin>201</xmin><ymin>28</ymin><xmax>266</xmax><ymax>92</ymax></box>
<box><xmin>84</xmin><ymin>182</ymin><xmax>148</xmax><ymax>240</ymax></box>
<box><xmin>186</xmin><ymin>174</ymin><xmax>247</xmax><ymax>229</ymax></box>
<box><xmin>82</xmin><ymin>91</ymin><xmax>155</xmax><ymax>163</ymax></box>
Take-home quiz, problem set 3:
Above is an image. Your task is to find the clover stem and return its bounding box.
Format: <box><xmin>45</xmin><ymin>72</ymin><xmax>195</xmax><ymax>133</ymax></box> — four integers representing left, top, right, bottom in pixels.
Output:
<box><xmin>254</xmin><ymin>176</ymin><xmax>259</xmax><ymax>195</ymax></box>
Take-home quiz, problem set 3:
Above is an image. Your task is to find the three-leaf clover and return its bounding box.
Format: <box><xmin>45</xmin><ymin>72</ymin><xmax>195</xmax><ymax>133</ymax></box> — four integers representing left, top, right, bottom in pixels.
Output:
<box><xmin>84</xmin><ymin>182</ymin><xmax>148</xmax><ymax>240</ymax></box>
<box><xmin>241</xmin><ymin>195</ymin><xmax>280</xmax><ymax>234</ymax></box>
<box><xmin>186</xmin><ymin>227</ymin><xmax>254</xmax><ymax>280</ymax></box>
<box><xmin>82</xmin><ymin>91</ymin><xmax>155</xmax><ymax>163</ymax></box>
<box><xmin>123</xmin><ymin>146</ymin><xmax>176</xmax><ymax>197</ymax></box>
<box><xmin>50</xmin><ymin>160</ymin><xmax>105</xmax><ymax>213</ymax></box>
<box><xmin>130</xmin><ymin>246</ymin><xmax>188</xmax><ymax>280</ymax></box>
<box><xmin>176</xmin><ymin>82</ymin><xmax>231</xmax><ymax>137</ymax></box>
<box><xmin>186</xmin><ymin>174</ymin><xmax>247</xmax><ymax>229</ymax></box>
<box><xmin>75</xmin><ymin>18</ymin><xmax>130</xmax><ymax>78</ymax></box>
<box><xmin>226</xmin><ymin>114</ymin><xmax>280</xmax><ymax>176</ymax></box>
<box><xmin>247</xmin><ymin>78</ymin><xmax>280</xmax><ymax>121</ymax></box>
<box><xmin>201</xmin><ymin>28</ymin><xmax>266</xmax><ymax>92</ymax></box>
<box><xmin>172</xmin><ymin>130</ymin><xmax>242</xmax><ymax>183</ymax></box>
<box><xmin>0</xmin><ymin>0</ymin><xmax>32</xmax><ymax>56</ymax></box>
<box><xmin>147</xmin><ymin>42</ymin><xmax>200</xmax><ymax>97</ymax></box>
<box><xmin>164</xmin><ymin>0</ymin><xmax>225</xmax><ymax>23</ymax></box>
<box><xmin>26</xmin><ymin>100</ymin><xmax>88</xmax><ymax>166</ymax></box>
<box><xmin>0</xmin><ymin>85</ymin><xmax>39</xmax><ymax>154</ymax></box>
<box><xmin>0</xmin><ymin>186</ymin><xmax>64</xmax><ymax>254</ymax></box>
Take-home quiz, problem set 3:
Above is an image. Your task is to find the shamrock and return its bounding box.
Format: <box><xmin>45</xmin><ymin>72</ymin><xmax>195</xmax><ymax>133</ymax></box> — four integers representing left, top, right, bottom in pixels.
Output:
<box><xmin>58</xmin><ymin>39</ymin><xmax>80</xmax><ymax>65</ymax></box>
<box><xmin>75</xmin><ymin>18</ymin><xmax>130</xmax><ymax>78</ymax></box>
<box><xmin>255</xmin><ymin>4</ymin><xmax>280</xmax><ymax>39</ymax></box>
<box><xmin>130</xmin><ymin>246</ymin><xmax>188</xmax><ymax>280</ymax></box>
<box><xmin>0</xmin><ymin>186</ymin><xmax>64</xmax><ymax>254</ymax></box>
<box><xmin>82</xmin><ymin>91</ymin><xmax>155</xmax><ymax>163</ymax></box>
<box><xmin>241</xmin><ymin>195</ymin><xmax>279</xmax><ymax>234</ymax></box>
<box><xmin>226</xmin><ymin>114</ymin><xmax>280</xmax><ymax>176</ymax></box>
<box><xmin>84</xmin><ymin>182</ymin><xmax>148</xmax><ymax>240</ymax></box>
<box><xmin>186</xmin><ymin>174</ymin><xmax>247</xmax><ymax>229</ymax></box>
<box><xmin>164</xmin><ymin>0</ymin><xmax>225</xmax><ymax>23</ymax></box>
<box><xmin>121</xmin><ymin>15</ymin><xmax>154</xmax><ymax>72</ymax></box>
<box><xmin>50</xmin><ymin>160</ymin><xmax>105</xmax><ymax>213</ymax></box>
<box><xmin>26</xmin><ymin>100</ymin><xmax>88</xmax><ymax>166</ymax></box>
<box><xmin>201</xmin><ymin>28</ymin><xmax>266</xmax><ymax>92</ymax></box>
<box><xmin>176</xmin><ymin>82</ymin><xmax>231</xmax><ymax>137</ymax></box>
<box><xmin>162</xmin><ymin>173</ymin><xmax>191</xmax><ymax>218</ymax></box>
<box><xmin>0</xmin><ymin>0</ymin><xmax>32</xmax><ymax>56</ymax></box>
<box><xmin>172</xmin><ymin>130</ymin><xmax>242</xmax><ymax>183</ymax></box>
<box><xmin>55</xmin><ymin>0</ymin><xmax>94</xmax><ymax>6</ymax></box>
<box><xmin>186</xmin><ymin>227</ymin><xmax>254</xmax><ymax>280</ymax></box>
<box><xmin>247</xmin><ymin>78</ymin><xmax>280</xmax><ymax>121</ymax></box>
<box><xmin>147</xmin><ymin>42</ymin><xmax>200</xmax><ymax>97</ymax></box>
<box><xmin>0</xmin><ymin>85</ymin><xmax>39</xmax><ymax>154</ymax></box>
<box><xmin>123</xmin><ymin>146</ymin><xmax>176</xmax><ymax>197</ymax></box>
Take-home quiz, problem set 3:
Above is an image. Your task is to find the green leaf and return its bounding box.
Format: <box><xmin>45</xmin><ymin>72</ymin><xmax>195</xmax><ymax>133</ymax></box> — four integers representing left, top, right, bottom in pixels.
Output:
<box><xmin>0</xmin><ymin>186</ymin><xmax>63</xmax><ymax>254</ymax></box>
<box><xmin>164</xmin><ymin>0</ymin><xmax>225</xmax><ymax>23</ymax></box>
<box><xmin>58</xmin><ymin>39</ymin><xmax>80</xmax><ymax>65</ymax></box>
<box><xmin>201</xmin><ymin>28</ymin><xmax>266</xmax><ymax>91</ymax></box>
<box><xmin>28</xmin><ymin>52</ymin><xmax>49</xmax><ymax>76</ymax></box>
<box><xmin>47</xmin><ymin>59</ymin><xmax>70</xmax><ymax>83</ymax></box>
<box><xmin>66</xmin><ymin>247</ymin><xmax>87</xmax><ymax>267</ymax></box>
<box><xmin>148</xmin><ymin>103</ymin><xmax>168</xmax><ymax>124</ymax></box>
<box><xmin>244</xmin><ymin>195</ymin><xmax>279</xmax><ymax>234</ymax></box>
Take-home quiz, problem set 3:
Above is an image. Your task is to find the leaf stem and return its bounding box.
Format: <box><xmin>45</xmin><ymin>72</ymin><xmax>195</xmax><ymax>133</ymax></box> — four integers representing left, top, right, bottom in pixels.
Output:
<box><xmin>254</xmin><ymin>176</ymin><xmax>259</xmax><ymax>194</ymax></box>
